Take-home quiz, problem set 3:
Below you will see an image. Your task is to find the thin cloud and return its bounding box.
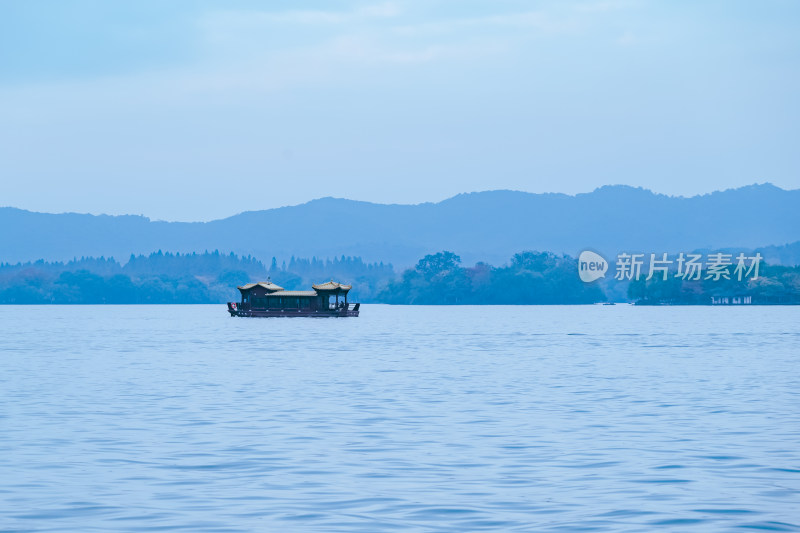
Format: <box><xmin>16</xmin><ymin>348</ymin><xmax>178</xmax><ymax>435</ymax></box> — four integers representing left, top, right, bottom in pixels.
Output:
<box><xmin>573</xmin><ymin>0</ymin><xmax>641</xmax><ymax>13</ymax></box>
<box><xmin>201</xmin><ymin>2</ymin><xmax>401</xmax><ymax>29</ymax></box>
<box><xmin>617</xmin><ymin>31</ymin><xmax>636</xmax><ymax>46</ymax></box>
<box><xmin>391</xmin><ymin>11</ymin><xmax>580</xmax><ymax>37</ymax></box>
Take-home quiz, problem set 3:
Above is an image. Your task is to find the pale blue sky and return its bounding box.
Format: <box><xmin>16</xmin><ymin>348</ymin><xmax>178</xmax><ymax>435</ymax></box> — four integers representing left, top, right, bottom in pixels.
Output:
<box><xmin>1</xmin><ymin>1</ymin><xmax>798</xmax><ymax>221</ymax></box>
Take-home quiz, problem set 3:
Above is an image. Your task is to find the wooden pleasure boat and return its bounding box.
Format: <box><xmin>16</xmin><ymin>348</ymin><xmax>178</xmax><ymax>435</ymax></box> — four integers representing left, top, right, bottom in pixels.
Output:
<box><xmin>227</xmin><ymin>280</ymin><xmax>359</xmax><ymax>317</ymax></box>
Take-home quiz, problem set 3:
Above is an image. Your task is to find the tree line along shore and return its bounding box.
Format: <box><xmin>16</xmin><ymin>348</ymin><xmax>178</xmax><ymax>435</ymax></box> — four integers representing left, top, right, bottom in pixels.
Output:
<box><xmin>0</xmin><ymin>250</ymin><xmax>798</xmax><ymax>305</ymax></box>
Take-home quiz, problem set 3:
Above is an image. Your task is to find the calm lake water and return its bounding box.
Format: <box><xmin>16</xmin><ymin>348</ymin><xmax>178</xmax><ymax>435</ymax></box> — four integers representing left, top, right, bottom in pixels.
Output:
<box><xmin>1</xmin><ymin>304</ymin><xmax>799</xmax><ymax>532</ymax></box>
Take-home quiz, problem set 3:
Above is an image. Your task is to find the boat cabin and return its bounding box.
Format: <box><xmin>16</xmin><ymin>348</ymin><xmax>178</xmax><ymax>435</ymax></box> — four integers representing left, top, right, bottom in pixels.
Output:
<box><xmin>228</xmin><ymin>279</ymin><xmax>359</xmax><ymax>317</ymax></box>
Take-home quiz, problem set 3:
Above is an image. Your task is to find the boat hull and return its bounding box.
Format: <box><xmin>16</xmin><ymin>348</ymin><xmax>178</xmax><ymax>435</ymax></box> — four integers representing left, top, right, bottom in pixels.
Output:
<box><xmin>227</xmin><ymin>303</ymin><xmax>359</xmax><ymax>317</ymax></box>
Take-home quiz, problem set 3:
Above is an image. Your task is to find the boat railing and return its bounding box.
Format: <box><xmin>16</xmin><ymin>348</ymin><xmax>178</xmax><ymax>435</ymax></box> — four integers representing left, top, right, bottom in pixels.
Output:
<box><xmin>328</xmin><ymin>302</ymin><xmax>358</xmax><ymax>311</ymax></box>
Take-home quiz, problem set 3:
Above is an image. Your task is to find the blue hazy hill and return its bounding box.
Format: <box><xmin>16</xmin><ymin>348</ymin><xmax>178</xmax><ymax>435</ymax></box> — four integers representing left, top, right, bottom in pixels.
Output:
<box><xmin>2</xmin><ymin>184</ymin><xmax>799</xmax><ymax>266</ymax></box>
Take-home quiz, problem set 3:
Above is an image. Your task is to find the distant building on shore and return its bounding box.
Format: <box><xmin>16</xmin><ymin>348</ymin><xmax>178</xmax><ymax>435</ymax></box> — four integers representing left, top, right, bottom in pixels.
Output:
<box><xmin>711</xmin><ymin>295</ymin><xmax>752</xmax><ymax>305</ymax></box>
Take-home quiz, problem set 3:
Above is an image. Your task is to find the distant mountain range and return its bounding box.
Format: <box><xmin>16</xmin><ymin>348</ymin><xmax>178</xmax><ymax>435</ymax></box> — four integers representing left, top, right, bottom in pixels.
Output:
<box><xmin>3</xmin><ymin>184</ymin><xmax>800</xmax><ymax>267</ymax></box>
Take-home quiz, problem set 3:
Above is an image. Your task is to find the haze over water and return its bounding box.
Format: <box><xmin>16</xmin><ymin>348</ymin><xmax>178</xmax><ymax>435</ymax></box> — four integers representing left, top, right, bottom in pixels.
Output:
<box><xmin>2</xmin><ymin>305</ymin><xmax>799</xmax><ymax>531</ymax></box>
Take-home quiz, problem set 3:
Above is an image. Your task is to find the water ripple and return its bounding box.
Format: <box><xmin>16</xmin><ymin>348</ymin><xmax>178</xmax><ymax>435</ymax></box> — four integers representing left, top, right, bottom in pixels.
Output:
<box><xmin>1</xmin><ymin>304</ymin><xmax>799</xmax><ymax>531</ymax></box>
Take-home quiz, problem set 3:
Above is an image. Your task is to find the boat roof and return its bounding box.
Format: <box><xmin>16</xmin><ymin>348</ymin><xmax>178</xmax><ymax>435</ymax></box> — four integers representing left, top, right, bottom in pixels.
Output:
<box><xmin>238</xmin><ymin>280</ymin><xmax>352</xmax><ymax>293</ymax></box>
<box><xmin>237</xmin><ymin>281</ymin><xmax>285</xmax><ymax>291</ymax></box>
<box><xmin>312</xmin><ymin>280</ymin><xmax>351</xmax><ymax>291</ymax></box>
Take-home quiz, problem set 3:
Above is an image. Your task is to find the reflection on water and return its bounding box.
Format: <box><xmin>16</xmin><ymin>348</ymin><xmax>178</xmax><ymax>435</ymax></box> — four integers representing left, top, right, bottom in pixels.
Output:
<box><xmin>1</xmin><ymin>305</ymin><xmax>799</xmax><ymax>531</ymax></box>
